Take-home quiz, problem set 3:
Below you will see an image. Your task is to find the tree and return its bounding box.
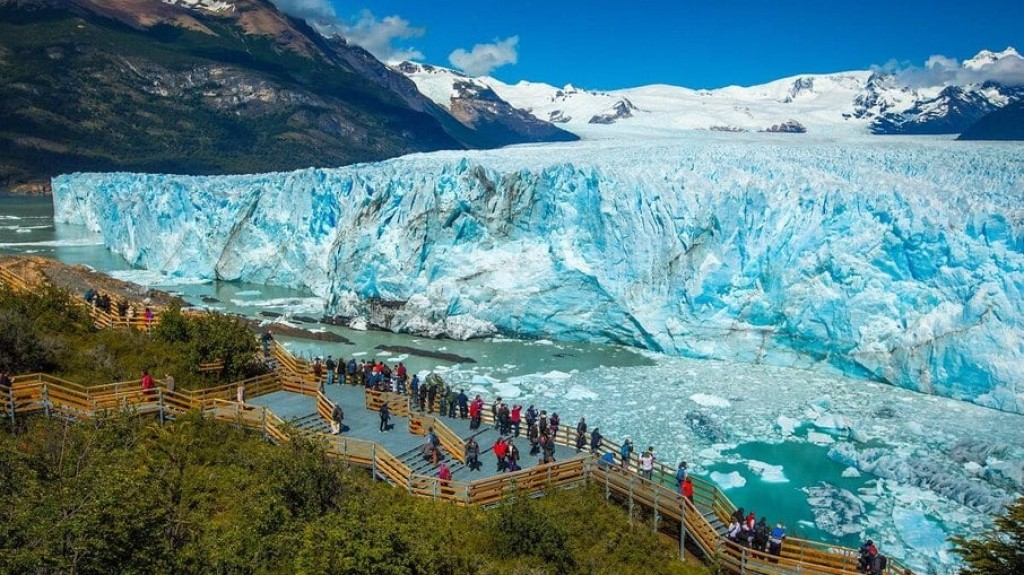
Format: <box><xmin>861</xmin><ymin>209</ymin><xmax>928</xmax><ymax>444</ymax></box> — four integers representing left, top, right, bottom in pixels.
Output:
<box><xmin>951</xmin><ymin>497</ymin><xmax>1024</xmax><ymax>575</ymax></box>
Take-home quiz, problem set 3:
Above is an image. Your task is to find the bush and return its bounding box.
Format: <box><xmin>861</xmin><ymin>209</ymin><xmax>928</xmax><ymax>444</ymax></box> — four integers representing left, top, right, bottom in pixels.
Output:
<box><xmin>951</xmin><ymin>497</ymin><xmax>1024</xmax><ymax>575</ymax></box>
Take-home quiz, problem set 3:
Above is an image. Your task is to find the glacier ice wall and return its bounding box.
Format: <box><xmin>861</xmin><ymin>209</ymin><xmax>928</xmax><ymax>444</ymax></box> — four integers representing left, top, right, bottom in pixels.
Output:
<box><xmin>52</xmin><ymin>137</ymin><xmax>1024</xmax><ymax>413</ymax></box>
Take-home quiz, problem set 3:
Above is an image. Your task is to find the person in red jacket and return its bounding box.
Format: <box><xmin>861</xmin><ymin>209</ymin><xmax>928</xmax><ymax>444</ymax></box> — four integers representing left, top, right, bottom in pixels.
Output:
<box><xmin>510</xmin><ymin>405</ymin><xmax>522</xmax><ymax>437</ymax></box>
<box><xmin>469</xmin><ymin>396</ymin><xmax>484</xmax><ymax>430</ymax></box>
<box><xmin>438</xmin><ymin>461</ymin><xmax>452</xmax><ymax>486</ymax></box>
<box><xmin>493</xmin><ymin>437</ymin><xmax>508</xmax><ymax>472</ymax></box>
<box><xmin>140</xmin><ymin>370</ymin><xmax>155</xmax><ymax>395</ymax></box>
<box><xmin>682</xmin><ymin>477</ymin><xmax>694</xmax><ymax>502</ymax></box>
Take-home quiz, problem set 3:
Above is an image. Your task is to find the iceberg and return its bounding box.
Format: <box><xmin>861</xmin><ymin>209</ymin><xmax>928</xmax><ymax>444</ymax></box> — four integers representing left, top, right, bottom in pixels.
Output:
<box><xmin>51</xmin><ymin>136</ymin><xmax>1024</xmax><ymax>413</ymax></box>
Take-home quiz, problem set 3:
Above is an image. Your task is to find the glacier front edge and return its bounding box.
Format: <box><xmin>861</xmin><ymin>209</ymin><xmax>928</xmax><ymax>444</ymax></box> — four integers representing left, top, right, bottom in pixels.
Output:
<box><xmin>52</xmin><ymin>136</ymin><xmax>1024</xmax><ymax>413</ymax></box>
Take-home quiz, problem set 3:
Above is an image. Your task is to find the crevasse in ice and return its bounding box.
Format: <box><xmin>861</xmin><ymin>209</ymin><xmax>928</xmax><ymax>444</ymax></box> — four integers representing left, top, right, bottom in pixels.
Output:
<box><xmin>51</xmin><ymin>137</ymin><xmax>1024</xmax><ymax>413</ymax></box>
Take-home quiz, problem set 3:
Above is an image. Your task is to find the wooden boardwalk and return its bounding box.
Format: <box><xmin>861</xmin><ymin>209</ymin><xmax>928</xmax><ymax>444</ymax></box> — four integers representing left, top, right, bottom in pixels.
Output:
<box><xmin>0</xmin><ymin>263</ymin><xmax>917</xmax><ymax>575</ymax></box>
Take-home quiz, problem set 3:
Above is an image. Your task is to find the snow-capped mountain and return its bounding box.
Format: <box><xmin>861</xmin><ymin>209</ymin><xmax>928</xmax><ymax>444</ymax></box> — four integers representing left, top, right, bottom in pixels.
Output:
<box><xmin>395</xmin><ymin>62</ymin><xmax>577</xmax><ymax>146</ymax></box>
<box><xmin>397</xmin><ymin>48</ymin><xmax>1024</xmax><ymax>137</ymax></box>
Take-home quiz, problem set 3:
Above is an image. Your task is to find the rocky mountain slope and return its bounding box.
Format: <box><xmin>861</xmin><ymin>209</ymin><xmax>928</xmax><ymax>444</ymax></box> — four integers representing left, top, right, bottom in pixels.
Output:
<box><xmin>0</xmin><ymin>0</ymin><xmax>569</xmax><ymax>193</ymax></box>
<box><xmin>958</xmin><ymin>99</ymin><xmax>1024</xmax><ymax>140</ymax></box>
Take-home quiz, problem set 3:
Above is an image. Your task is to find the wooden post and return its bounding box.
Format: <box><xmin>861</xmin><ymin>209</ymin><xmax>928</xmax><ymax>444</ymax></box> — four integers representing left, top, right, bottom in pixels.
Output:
<box><xmin>653</xmin><ymin>489</ymin><xmax>660</xmax><ymax>533</ymax></box>
<box><xmin>741</xmin><ymin>547</ymin><xmax>747</xmax><ymax>574</ymax></box>
<box><xmin>261</xmin><ymin>407</ymin><xmax>268</xmax><ymax>441</ymax></box>
<box><xmin>158</xmin><ymin>389</ymin><xmax>165</xmax><ymax>425</ymax></box>
<box><xmin>371</xmin><ymin>444</ymin><xmax>377</xmax><ymax>482</ymax></box>
<box><xmin>680</xmin><ymin>497</ymin><xmax>687</xmax><ymax>561</ymax></box>
<box><xmin>42</xmin><ymin>384</ymin><xmax>50</xmax><ymax>417</ymax></box>
<box><xmin>628</xmin><ymin>473</ymin><xmax>635</xmax><ymax>523</ymax></box>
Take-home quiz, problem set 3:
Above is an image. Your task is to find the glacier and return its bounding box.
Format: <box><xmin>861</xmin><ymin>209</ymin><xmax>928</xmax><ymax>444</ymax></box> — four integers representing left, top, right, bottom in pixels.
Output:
<box><xmin>51</xmin><ymin>135</ymin><xmax>1024</xmax><ymax>413</ymax></box>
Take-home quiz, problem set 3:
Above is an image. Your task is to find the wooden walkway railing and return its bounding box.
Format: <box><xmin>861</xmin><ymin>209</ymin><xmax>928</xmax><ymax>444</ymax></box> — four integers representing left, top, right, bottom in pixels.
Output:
<box><xmin>0</xmin><ymin>264</ymin><xmax>915</xmax><ymax>575</ymax></box>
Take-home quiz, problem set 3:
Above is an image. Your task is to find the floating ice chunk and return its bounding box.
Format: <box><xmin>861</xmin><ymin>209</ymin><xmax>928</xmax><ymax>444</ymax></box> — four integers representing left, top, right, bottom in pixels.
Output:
<box><xmin>233</xmin><ymin>290</ymin><xmax>262</xmax><ymax>297</ymax></box>
<box><xmin>110</xmin><ymin>269</ymin><xmax>211</xmax><ymax>286</ymax></box>
<box><xmin>710</xmin><ymin>471</ymin><xmax>747</xmax><ymax>490</ymax></box>
<box><xmin>747</xmin><ymin>460</ymin><xmax>789</xmax><ymax>483</ymax></box>
<box><xmin>814</xmin><ymin>413</ymin><xmax>853</xmax><ymax>431</ymax></box>
<box><xmin>807</xmin><ymin>431</ymin><xmax>835</xmax><ymax>445</ymax></box>
<box><xmin>541</xmin><ymin>370</ymin><xmax>572</xmax><ymax>380</ymax></box>
<box><xmin>776</xmin><ymin>415</ymin><xmax>800</xmax><ymax>435</ymax></box>
<box><xmin>842</xmin><ymin>467</ymin><xmax>862</xmax><ymax>478</ymax></box>
<box><xmin>893</xmin><ymin>507</ymin><xmax>950</xmax><ymax>556</ymax></box>
<box><xmin>690</xmin><ymin>393</ymin><xmax>732</xmax><ymax>408</ymax></box>
<box><xmin>348</xmin><ymin>317</ymin><xmax>368</xmax><ymax>330</ymax></box>
<box><xmin>565</xmin><ymin>385</ymin><xmax>598</xmax><ymax>400</ymax></box>
<box><xmin>962</xmin><ymin>461</ymin><xmax>983</xmax><ymax>475</ymax></box>
<box><xmin>493</xmin><ymin>381</ymin><xmax>523</xmax><ymax>399</ymax></box>
<box><xmin>535</xmin><ymin>339</ymin><xmax>554</xmax><ymax>345</ymax></box>
<box><xmin>472</xmin><ymin>375</ymin><xmax>500</xmax><ymax>385</ymax></box>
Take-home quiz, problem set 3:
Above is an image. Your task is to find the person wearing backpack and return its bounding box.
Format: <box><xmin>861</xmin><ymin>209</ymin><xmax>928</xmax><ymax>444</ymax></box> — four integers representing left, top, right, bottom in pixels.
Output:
<box><xmin>753</xmin><ymin>517</ymin><xmax>770</xmax><ymax>552</ymax></box>
<box><xmin>675</xmin><ymin>461</ymin><xmax>688</xmax><ymax>488</ymax></box>
<box><xmin>325</xmin><ymin>355</ymin><xmax>336</xmax><ymax>386</ymax></box>
<box><xmin>867</xmin><ymin>548</ymin><xmax>887</xmax><ymax>575</ymax></box>
<box><xmin>619</xmin><ymin>438</ymin><xmax>634</xmax><ymax>470</ymax></box>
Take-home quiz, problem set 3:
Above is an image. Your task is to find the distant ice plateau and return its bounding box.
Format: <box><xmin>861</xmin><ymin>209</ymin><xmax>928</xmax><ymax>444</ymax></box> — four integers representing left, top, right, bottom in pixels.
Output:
<box><xmin>52</xmin><ymin>135</ymin><xmax>1024</xmax><ymax>413</ymax></box>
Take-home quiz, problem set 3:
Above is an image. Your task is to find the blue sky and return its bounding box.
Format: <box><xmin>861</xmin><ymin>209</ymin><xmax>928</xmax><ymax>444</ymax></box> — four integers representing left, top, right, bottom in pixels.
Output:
<box><xmin>297</xmin><ymin>0</ymin><xmax>1024</xmax><ymax>89</ymax></box>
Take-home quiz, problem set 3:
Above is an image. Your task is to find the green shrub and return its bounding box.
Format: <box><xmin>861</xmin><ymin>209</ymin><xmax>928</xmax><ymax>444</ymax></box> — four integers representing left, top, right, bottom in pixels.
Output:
<box><xmin>951</xmin><ymin>497</ymin><xmax>1024</xmax><ymax>575</ymax></box>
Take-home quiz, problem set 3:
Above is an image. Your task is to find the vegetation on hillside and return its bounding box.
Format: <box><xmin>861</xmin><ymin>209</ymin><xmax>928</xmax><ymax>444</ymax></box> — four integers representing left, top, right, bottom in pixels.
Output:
<box><xmin>0</xmin><ymin>284</ymin><xmax>263</xmax><ymax>387</ymax></box>
<box><xmin>0</xmin><ymin>415</ymin><xmax>704</xmax><ymax>574</ymax></box>
<box><xmin>0</xmin><ymin>2</ymin><xmax>460</xmax><ymax>189</ymax></box>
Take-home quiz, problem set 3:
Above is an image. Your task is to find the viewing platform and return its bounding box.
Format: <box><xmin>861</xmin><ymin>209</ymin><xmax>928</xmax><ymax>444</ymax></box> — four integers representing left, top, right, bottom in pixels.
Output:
<box><xmin>0</xmin><ymin>262</ymin><xmax>916</xmax><ymax>575</ymax></box>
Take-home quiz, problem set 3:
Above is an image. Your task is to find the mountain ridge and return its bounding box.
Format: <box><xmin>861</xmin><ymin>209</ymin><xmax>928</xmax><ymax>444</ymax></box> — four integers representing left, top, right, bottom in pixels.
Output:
<box><xmin>0</xmin><ymin>0</ymin><xmax>574</xmax><ymax>192</ymax></box>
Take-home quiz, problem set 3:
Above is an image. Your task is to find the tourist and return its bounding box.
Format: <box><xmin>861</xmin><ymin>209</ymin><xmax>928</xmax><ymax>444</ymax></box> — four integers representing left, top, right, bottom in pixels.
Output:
<box><xmin>528</xmin><ymin>423</ymin><xmax>540</xmax><ymax>455</ymax></box>
<box><xmin>325</xmin><ymin>355</ymin><xmax>336</xmax><ymax>386</ymax></box>
<box><xmin>505</xmin><ymin>438</ymin><xmax>520</xmax><ymax>472</ymax></box>
<box><xmin>0</xmin><ymin>370</ymin><xmax>12</xmax><ymax>390</ymax></box>
<box><xmin>510</xmin><ymin>404</ymin><xmax>522</xmax><ymax>436</ymax></box>
<box><xmin>379</xmin><ymin>402</ymin><xmax>390</xmax><ymax>433</ymax></box>
<box><xmin>144</xmin><ymin>306</ymin><xmax>154</xmax><ymax>331</ymax></box>
<box><xmin>675</xmin><ymin>461</ymin><xmax>688</xmax><ymax>488</ymax></box>
<box><xmin>426</xmin><ymin>380</ymin><xmax>437</xmax><ymax>413</ymax></box>
<box><xmin>126</xmin><ymin>305</ymin><xmax>135</xmax><ymax>328</ymax></box>
<box><xmin>140</xmin><ymin>369</ymin><xmax>154</xmax><ymax>395</ymax></box>
<box><xmin>768</xmin><ymin>522</ymin><xmax>786</xmax><ymax>557</ymax></box>
<box><xmin>410</xmin><ymin>373</ymin><xmax>420</xmax><ymax>400</ymax></box>
<box><xmin>498</xmin><ymin>403</ymin><xmax>511</xmax><ymax>435</ymax></box>
<box><xmin>858</xmin><ymin>539</ymin><xmax>878</xmax><ymax>572</ymax></box>
<box><xmin>681</xmin><ymin>477</ymin><xmax>694</xmax><ymax>502</ymax></box>
<box><xmin>753</xmin><ymin>517</ymin><xmax>770</xmax><ymax>552</ymax></box>
<box><xmin>236</xmin><ymin>382</ymin><xmax>245</xmax><ymax>404</ymax></box>
<box><xmin>427</xmin><ymin>427</ymin><xmax>441</xmax><ymax>465</ymax></box>
<box><xmin>538</xmin><ymin>410</ymin><xmax>549</xmax><ymax>436</ymax></box>
<box><xmin>639</xmin><ymin>447</ymin><xmax>655</xmax><ymax>480</ymax></box>
<box><xmin>261</xmin><ymin>330</ymin><xmax>274</xmax><ymax>358</ymax></box>
<box><xmin>742</xmin><ymin>511</ymin><xmax>756</xmax><ymax>546</ymax></box>
<box><xmin>525</xmin><ymin>404</ymin><xmax>538</xmax><ymax>429</ymax></box>
<box><xmin>619</xmin><ymin>437</ymin><xmax>634</xmax><ymax>469</ymax></box>
<box><xmin>362</xmin><ymin>361</ymin><xmax>373</xmax><ymax>387</ymax></box>
<box><xmin>465</xmin><ymin>437</ymin><xmax>481</xmax><ymax>471</ymax></box>
<box><xmin>346</xmin><ymin>358</ymin><xmax>358</xmax><ymax>384</ymax></box>
<box><xmin>598</xmin><ymin>452</ymin><xmax>616</xmax><ymax>468</ymax></box>
<box><xmin>418</xmin><ymin>380</ymin><xmax>428</xmax><ymax>410</ymax></box>
<box><xmin>446</xmin><ymin>387</ymin><xmax>457</xmax><ymax>418</ymax></box>
<box><xmin>541</xmin><ymin>433</ymin><xmax>556</xmax><ymax>464</ymax></box>
<box><xmin>438</xmin><ymin>461</ymin><xmax>451</xmax><ymax>486</ymax></box>
<box><xmin>549</xmin><ymin>412</ymin><xmax>561</xmax><ymax>440</ymax></box>
<box><xmin>491</xmin><ymin>397</ymin><xmax>503</xmax><ymax>429</ymax></box>
<box><xmin>469</xmin><ymin>395</ymin><xmax>482</xmax><ymax>429</ymax></box>
<box><xmin>727</xmin><ymin>517</ymin><xmax>742</xmax><ymax>542</ymax></box>
<box><xmin>312</xmin><ymin>357</ymin><xmax>323</xmax><ymax>391</ymax></box>
<box><xmin>575</xmin><ymin>417</ymin><xmax>587</xmax><ymax>452</ymax></box>
<box><xmin>589</xmin><ymin>427</ymin><xmax>602</xmax><ymax>452</ymax></box>
<box><xmin>395</xmin><ymin>362</ymin><xmax>407</xmax><ymax>384</ymax></box>
<box><xmin>331</xmin><ymin>403</ymin><xmax>344</xmax><ymax>435</ymax></box>
<box><xmin>493</xmin><ymin>437</ymin><xmax>508</xmax><ymax>472</ymax></box>
<box><xmin>163</xmin><ymin>373</ymin><xmax>175</xmax><ymax>392</ymax></box>
<box><xmin>457</xmin><ymin>389</ymin><xmax>469</xmax><ymax>419</ymax></box>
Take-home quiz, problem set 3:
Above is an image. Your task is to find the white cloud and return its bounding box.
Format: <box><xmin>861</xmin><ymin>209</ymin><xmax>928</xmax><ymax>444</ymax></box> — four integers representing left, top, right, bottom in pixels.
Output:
<box><xmin>334</xmin><ymin>10</ymin><xmax>425</xmax><ymax>62</ymax></box>
<box><xmin>270</xmin><ymin>2</ymin><xmax>425</xmax><ymax>62</ymax></box>
<box><xmin>448</xmin><ymin>36</ymin><xmax>519</xmax><ymax>77</ymax></box>
<box><xmin>888</xmin><ymin>48</ymin><xmax>1024</xmax><ymax>88</ymax></box>
<box><xmin>271</xmin><ymin>0</ymin><xmax>338</xmax><ymax>24</ymax></box>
